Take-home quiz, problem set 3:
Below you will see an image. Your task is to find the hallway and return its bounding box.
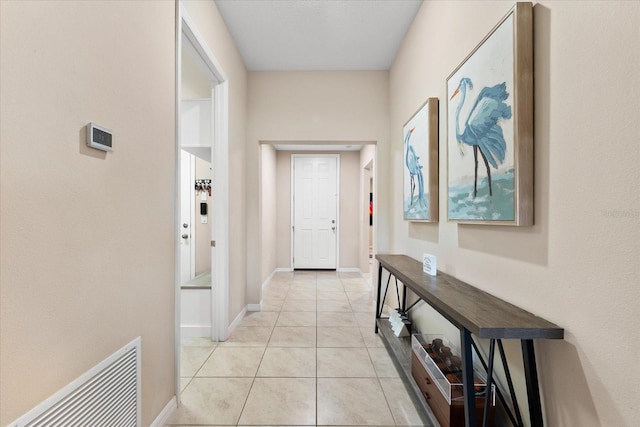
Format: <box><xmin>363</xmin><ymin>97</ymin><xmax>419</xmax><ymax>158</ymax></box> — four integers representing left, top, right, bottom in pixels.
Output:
<box><xmin>166</xmin><ymin>270</ymin><xmax>427</xmax><ymax>426</ymax></box>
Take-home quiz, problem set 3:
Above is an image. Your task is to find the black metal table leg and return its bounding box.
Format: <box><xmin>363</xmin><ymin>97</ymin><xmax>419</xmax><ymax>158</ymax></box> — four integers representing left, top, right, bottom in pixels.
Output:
<box><xmin>375</xmin><ymin>262</ymin><xmax>383</xmax><ymax>333</ymax></box>
<box><xmin>482</xmin><ymin>339</ymin><xmax>496</xmax><ymax>427</ymax></box>
<box><xmin>522</xmin><ymin>339</ymin><xmax>544</xmax><ymax>427</ymax></box>
<box><xmin>471</xmin><ymin>338</ymin><xmax>521</xmax><ymax>427</ymax></box>
<box><xmin>402</xmin><ymin>283</ymin><xmax>408</xmax><ymax>313</ymax></box>
<box><xmin>498</xmin><ymin>339</ymin><xmax>524</xmax><ymax>427</ymax></box>
<box><xmin>460</xmin><ymin>328</ymin><xmax>476</xmax><ymax>427</ymax></box>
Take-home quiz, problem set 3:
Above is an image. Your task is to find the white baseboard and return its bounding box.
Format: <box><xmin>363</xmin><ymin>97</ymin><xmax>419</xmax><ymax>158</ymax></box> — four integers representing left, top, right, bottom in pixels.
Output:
<box><xmin>261</xmin><ymin>269</ymin><xmax>277</xmax><ymax>291</ymax></box>
<box><xmin>181</xmin><ymin>325</ymin><xmax>212</xmax><ymax>338</ymax></box>
<box><xmin>150</xmin><ymin>396</ymin><xmax>176</xmax><ymax>427</ymax></box>
<box><xmin>275</xmin><ymin>267</ymin><xmax>293</xmax><ymax>272</ymax></box>
<box><xmin>247</xmin><ymin>304</ymin><xmax>261</xmax><ymax>312</ymax></box>
<box><xmin>254</xmin><ymin>268</ymin><xmax>286</xmax><ymax>310</ymax></box>
<box><xmin>337</xmin><ymin>267</ymin><xmax>362</xmax><ymax>273</ymax></box>
<box><xmin>228</xmin><ymin>306</ymin><xmax>247</xmax><ymax>336</ymax></box>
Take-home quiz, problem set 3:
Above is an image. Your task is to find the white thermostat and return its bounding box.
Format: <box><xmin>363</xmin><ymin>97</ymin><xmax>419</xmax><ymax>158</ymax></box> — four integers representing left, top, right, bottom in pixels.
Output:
<box><xmin>87</xmin><ymin>123</ymin><xmax>113</xmax><ymax>151</ymax></box>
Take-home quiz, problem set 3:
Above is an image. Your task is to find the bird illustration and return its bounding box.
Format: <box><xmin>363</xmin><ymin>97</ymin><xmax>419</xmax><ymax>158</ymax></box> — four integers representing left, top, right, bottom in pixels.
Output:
<box><xmin>450</xmin><ymin>77</ymin><xmax>512</xmax><ymax>197</ymax></box>
<box><xmin>404</xmin><ymin>127</ymin><xmax>425</xmax><ymax>208</ymax></box>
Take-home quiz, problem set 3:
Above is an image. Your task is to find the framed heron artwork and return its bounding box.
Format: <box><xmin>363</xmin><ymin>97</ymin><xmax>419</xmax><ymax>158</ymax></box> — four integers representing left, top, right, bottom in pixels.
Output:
<box><xmin>447</xmin><ymin>2</ymin><xmax>533</xmax><ymax>225</ymax></box>
<box><xmin>403</xmin><ymin>98</ymin><xmax>438</xmax><ymax>222</ymax></box>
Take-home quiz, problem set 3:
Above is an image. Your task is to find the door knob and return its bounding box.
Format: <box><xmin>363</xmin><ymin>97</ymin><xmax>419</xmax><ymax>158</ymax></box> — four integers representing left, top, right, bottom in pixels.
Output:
<box><xmin>183</xmin><ymin>223</ymin><xmax>188</xmax><ymax>228</ymax></box>
<box><xmin>332</xmin><ymin>226</ymin><xmax>336</xmax><ymax>231</ymax></box>
<box><xmin>181</xmin><ymin>234</ymin><xmax>189</xmax><ymax>239</ymax></box>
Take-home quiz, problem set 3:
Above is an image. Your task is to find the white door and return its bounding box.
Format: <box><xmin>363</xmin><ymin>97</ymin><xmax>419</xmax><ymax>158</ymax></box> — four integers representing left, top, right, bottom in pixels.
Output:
<box><xmin>180</xmin><ymin>150</ymin><xmax>195</xmax><ymax>284</ymax></box>
<box><xmin>293</xmin><ymin>155</ymin><xmax>338</xmax><ymax>269</ymax></box>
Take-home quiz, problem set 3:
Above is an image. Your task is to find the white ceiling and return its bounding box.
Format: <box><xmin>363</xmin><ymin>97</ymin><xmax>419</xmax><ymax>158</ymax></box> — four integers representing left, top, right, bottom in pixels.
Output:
<box><xmin>214</xmin><ymin>0</ymin><xmax>423</xmax><ymax>71</ymax></box>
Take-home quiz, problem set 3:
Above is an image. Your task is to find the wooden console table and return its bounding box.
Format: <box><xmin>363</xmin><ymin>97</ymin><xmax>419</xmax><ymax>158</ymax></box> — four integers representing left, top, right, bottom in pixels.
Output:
<box><xmin>375</xmin><ymin>254</ymin><xmax>564</xmax><ymax>427</ymax></box>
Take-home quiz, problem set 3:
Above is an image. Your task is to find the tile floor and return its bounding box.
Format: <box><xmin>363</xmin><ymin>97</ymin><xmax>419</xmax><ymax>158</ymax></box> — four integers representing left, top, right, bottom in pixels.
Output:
<box><xmin>165</xmin><ymin>270</ymin><xmax>427</xmax><ymax>426</ymax></box>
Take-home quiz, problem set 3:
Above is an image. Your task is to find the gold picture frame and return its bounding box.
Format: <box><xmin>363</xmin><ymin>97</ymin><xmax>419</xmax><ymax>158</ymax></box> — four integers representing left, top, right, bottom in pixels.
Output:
<box><xmin>403</xmin><ymin>98</ymin><xmax>439</xmax><ymax>222</ymax></box>
<box><xmin>446</xmin><ymin>2</ymin><xmax>533</xmax><ymax>226</ymax></box>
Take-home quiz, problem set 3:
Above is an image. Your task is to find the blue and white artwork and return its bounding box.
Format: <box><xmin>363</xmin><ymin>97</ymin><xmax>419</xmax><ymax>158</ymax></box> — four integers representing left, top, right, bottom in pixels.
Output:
<box><xmin>447</xmin><ymin>12</ymin><xmax>516</xmax><ymax>222</ymax></box>
<box><xmin>403</xmin><ymin>102</ymin><xmax>432</xmax><ymax>221</ymax></box>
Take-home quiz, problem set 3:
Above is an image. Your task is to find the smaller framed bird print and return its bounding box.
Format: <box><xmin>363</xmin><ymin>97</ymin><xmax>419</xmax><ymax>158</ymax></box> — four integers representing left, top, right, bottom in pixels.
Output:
<box><xmin>446</xmin><ymin>2</ymin><xmax>533</xmax><ymax>226</ymax></box>
<box><xmin>402</xmin><ymin>98</ymin><xmax>439</xmax><ymax>222</ymax></box>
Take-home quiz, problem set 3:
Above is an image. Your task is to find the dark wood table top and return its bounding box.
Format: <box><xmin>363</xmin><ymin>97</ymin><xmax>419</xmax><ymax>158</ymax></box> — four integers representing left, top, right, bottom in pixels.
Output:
<box><xmin>376</xmin><ymin>254</ymin><xmax>564</xmax><ymax>340</ymax></box>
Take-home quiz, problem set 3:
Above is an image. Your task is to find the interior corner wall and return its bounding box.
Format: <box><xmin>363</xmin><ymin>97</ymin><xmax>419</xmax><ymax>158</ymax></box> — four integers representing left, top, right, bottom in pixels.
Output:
<box><xmin>275</xmin><ymin>151</ymin><xmax>292</xmax><ymax>268</ymax></box>
<box><xmin>390</xmin><ymin>1</ymin><xmax>639</xmax><ymax>426</ymax></box>
<box><xmin>247</xmin><ymin>71</ymin><xmax>390</xmax><ymax>303</ymax></box>
<box><xmin>0</xmin><ymin>1</ymin><xmax>175</xmax><ymax>425</ymax></box>
<box><xmin>338</xmin><ymin>152</ymin><xmax>361</xmax><ymax>268</ymax></box>
<box><xmin>260</xmin><ymin>144</ymin><xmax>278</xmax><ymax>281</ymax></box>
<box><xmin>181</xmin><ymin>48</ymin><xmax>212</xmax><ymax>100</ymax></box>
<box><xmin>181</xmin><ymin>0</ymin><xmax>248</xmax><ymax>325</ymax></box>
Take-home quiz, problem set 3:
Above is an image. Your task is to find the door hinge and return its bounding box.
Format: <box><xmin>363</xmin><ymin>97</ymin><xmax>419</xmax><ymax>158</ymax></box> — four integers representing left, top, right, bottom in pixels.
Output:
<box><xmin>211</xmin><ymin>240</ymin><xmax>216</xmax><ymax>247</ymax></box>
<box><xmin>292</xmin><ymin>226</ymin><xmax>295</xmax><ymax>231</ymax></box>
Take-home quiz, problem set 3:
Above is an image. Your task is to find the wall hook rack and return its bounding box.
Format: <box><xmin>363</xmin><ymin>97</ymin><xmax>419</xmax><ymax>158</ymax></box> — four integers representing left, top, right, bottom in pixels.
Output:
<box><xmin>195</xmin><ymin>179</ymin><xmax>212</xmax><ymax>196</ymax></box>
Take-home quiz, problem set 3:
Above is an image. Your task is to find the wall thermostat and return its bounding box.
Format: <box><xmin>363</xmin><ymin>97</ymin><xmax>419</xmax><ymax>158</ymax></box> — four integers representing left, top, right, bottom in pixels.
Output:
<box><xmin>87</xmin><ymin>123</ymin><xmax>113</xmax><ymax>151</ymax></box>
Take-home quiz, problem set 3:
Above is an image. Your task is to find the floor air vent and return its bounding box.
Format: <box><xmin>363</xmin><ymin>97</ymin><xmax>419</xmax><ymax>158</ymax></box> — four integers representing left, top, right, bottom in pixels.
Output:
<box><xmin>11</xmin><ymin>337</ymin><xmax>141</xmax><ymax>427</ymax></box>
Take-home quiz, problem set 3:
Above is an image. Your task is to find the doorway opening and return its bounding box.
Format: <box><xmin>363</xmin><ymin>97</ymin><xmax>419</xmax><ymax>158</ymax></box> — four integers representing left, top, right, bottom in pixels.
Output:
<box><xmin>258</xmin><ymin>142</ymin><xmax>376</xmax><ymax>280</ymax></box>
<box><xmin>175</xmin><ymin>3</ymin><xmax>229</xmax><ymax>404</ymax></box>
<box><xmin>363</xmin><ymin>159</ymin><xmax>374</xmax><ymax>274</ymax></box>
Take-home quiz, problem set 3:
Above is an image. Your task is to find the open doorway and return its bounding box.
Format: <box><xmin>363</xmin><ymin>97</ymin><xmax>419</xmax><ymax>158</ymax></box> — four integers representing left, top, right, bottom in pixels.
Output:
<box><xmin>365</xmin><ymin>161</ymin><xmax>374</xmax><ymax>270</ymax></box>
<box><xmin>258</xmin><ymin>142</ymin><xmax>376</xmax><ymax>278</ymax></box>
<box><xmin>180</xmin><ymin>35</ymin><xmax>212</xmax><ymax>285</ymax></box>
<box><xmin>360</xmin><ymin>147</ymin><xmax>375</xmax><ymax>275</ymax></box>
<box><xmin>175</xmin><ymin>3</ymin><xmax>230</xmax><ymax>404</ymax></box>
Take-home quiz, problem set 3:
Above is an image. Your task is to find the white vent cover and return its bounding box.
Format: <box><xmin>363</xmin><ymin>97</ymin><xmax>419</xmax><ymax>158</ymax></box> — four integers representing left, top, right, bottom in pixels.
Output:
<box><xmin>10</xmin><ymin>337</ymin><xmax>141</xmax><ymax>427</ymax></box>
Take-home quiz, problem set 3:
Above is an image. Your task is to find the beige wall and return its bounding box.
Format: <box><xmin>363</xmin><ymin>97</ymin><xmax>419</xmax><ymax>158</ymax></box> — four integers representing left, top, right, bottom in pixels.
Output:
<box><xmin>273</xmin><ymin>151</ymin><xmax>362</xmax><ymax>270</ymax></box>
<box><xmin>182</xmin><ymin>0</ymin><xmax>248</xmax><ymax>324</ymax></box>
<box><xmin>0</xmin><ymin>1</ymin><xmax>175</xmax><ymax>425</ymax></box>
<box><xmin>260</xmin><ymin>144</ymin><xmax>278</xmax><ymax>280</ymax></box>
<box><xmin>339</xmin><ymin>152</ymin><xmax>361</xmax><ymax>268</ymax></box>
<box><xmin>247</xmin><ymin>71</ymin><xmax>390</xmax><ymax>303</ymax></box>
<box><xmin>181</xmin><ymin>47</ymin><xmax>211</xmax><ymax>100</ymax></box>
<box><xmin>0</xmin><ymin>0</ymin><xmax>249</xmax><ymax>423</ymax></box>
<box><xmin>390</xmin><ymin>1</ymin><xmax>639</xmax><ymax>426</ymax></box>
<box><xmin>275</xmin><ymin>149</ymin><xmax>292</xmax><ymax>268</ymax></box>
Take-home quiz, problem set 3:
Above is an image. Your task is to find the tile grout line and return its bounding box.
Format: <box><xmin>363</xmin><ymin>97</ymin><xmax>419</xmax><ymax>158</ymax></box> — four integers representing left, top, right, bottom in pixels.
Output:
<box><xmin>236</xmin><ymin>275</ymin><xmax>286</xmax><ymax>427</ymax></box>
<box><xmin>175</xmin><ymin>271</ymin><xmax>394</xmax><ymax>427</ymax></box>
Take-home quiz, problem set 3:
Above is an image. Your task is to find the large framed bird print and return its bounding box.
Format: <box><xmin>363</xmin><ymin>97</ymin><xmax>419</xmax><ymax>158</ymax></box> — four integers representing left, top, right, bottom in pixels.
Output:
<box><xmin>403</xmin><ymin>98</ymin><xmax>439</xmax><ymax>222</ymax></box>
<box><xmin>447</xmin><ymin>2</ymin><xmax>533</xmax><ymax>225</ymax></box>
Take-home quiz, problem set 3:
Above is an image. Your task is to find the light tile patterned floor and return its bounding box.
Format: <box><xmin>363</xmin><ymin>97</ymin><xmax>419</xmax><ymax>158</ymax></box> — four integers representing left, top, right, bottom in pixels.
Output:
<box><xmin>166</xmin><ymin>270</ymin><xmax>427</xmax><ymax>426</ymax></box>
